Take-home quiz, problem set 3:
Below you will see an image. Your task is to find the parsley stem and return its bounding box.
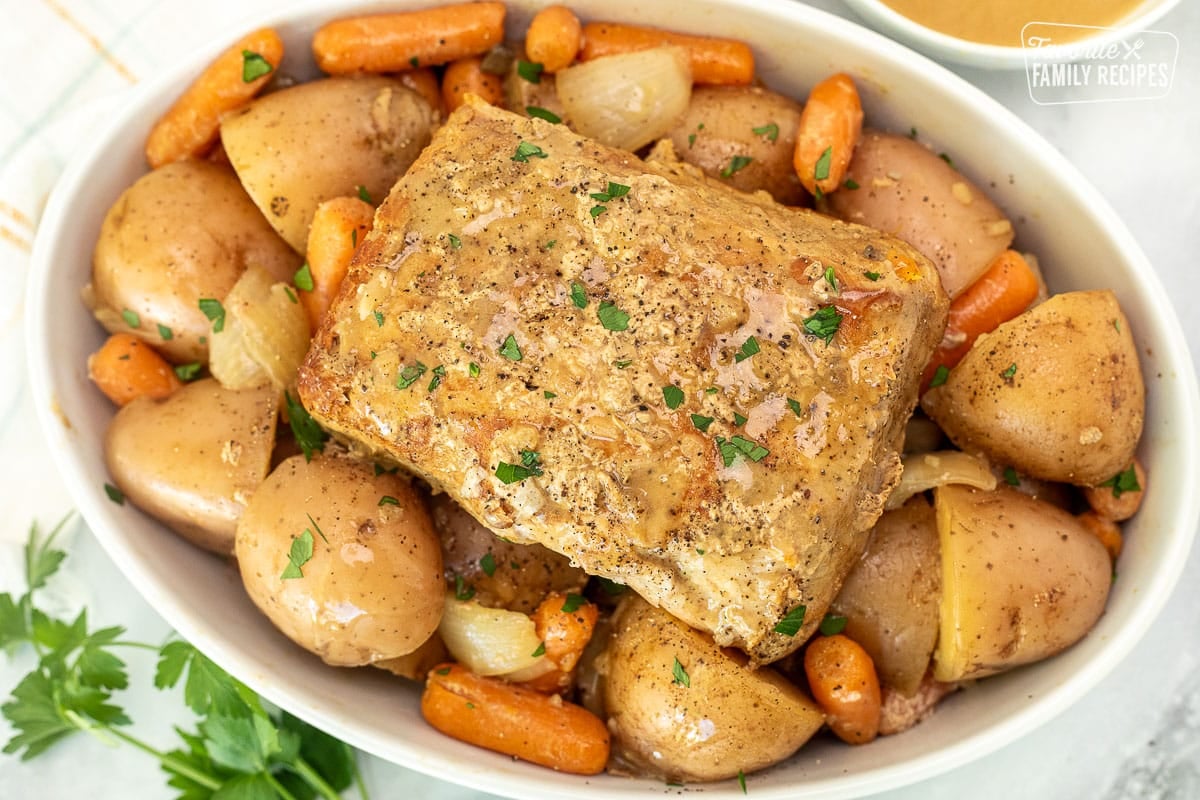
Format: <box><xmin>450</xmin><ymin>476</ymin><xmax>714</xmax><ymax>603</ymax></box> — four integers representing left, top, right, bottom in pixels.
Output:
<box><xmin>268</xmin><ymin>773</ymin><xmax>303</xmax><ymax>800</ymax></box>
<box><xmin>99</xmin><ymin>723</ymin><xmax>223</xmax><ymax>791</ymax></box>
<box><xmin>294</xmin><ymin>755</ymin><xmax>345</xmax><ymax>800</ymax></box>
<box><xmin>107</xmin><ymin>640</ymin><xmax>162</xmax><ymax>652</ymax></box>
<box><xmin>350</xmin><ymin>748</ymin><xmax>371</xmax><ymax>800</ymax></box>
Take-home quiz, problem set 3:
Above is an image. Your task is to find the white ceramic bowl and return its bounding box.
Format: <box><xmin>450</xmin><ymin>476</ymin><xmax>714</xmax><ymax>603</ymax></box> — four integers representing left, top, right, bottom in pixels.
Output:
<box><xmin>841</xmin><ymin>0</ymin><xmax>1182</xmax><ymax>70</ymax></box>
<box><xmin>26</xmin><ymin>1</ymin><xmax>1200</xmax><ymax>797</ymax></box>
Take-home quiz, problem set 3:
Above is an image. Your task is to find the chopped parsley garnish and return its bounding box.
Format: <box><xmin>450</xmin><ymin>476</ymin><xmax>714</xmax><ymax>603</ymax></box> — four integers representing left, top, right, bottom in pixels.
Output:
<box><xmin>570</xmin><ymin>281</ymin><xmax>588</xmax><ymax>309</ymax></box>
<box><xmin>284</xmin><ymin>391</ymin><xmax>327</xmax><ymax>461</ymax></box>
<box><xmin>479</xmin><ymin>553</ymin><xmax>496</xmax><ymax>577</ymax></box>
<box><xmin>687</xmin><ymin>133</ymin><xmax>697</xmax><ymax>148</ymax></box>
<box><xmin>738</xmin><ymin>770</ymin><xmax>747</xmax><ymax>794</ymax></box>
<box><xmin>374</xmin><ymin>310</ymin><xmax>385</xmax><ymax>327</ymax></box>
<box><xmin>1099</xmin><ymin>464</ymin><xmax>1141</xmax><ymax>497</ymax></box>
<box><xmin>454</xmin><ymin>574</ymin><xmax>475</xmax><ymax>601</ymax></box>
<box><xmin>704</xmin><ymin>387</ymin><xmax>719</xmax><ymax>395</ymax></box>
<box><xmin>787</xmin><ymin>398</ymin><xmax>803</xmax><ymax>417</ymax></box>
<box><xmin>598</xmin><ymin>577</ymin><xmax>627</xmax><ymax>596</ymax></box>
<box><xmin>283</xmin><ymin>285</ymin><xmax>298</xmax><ymax>304</ymax></box>
<box><xmin>156</xmin><ymin>323</ymin><xmax>173</xmax><ymax>340</ymax></box>
<box><xmin>280</xmin><ymin>529</ymin><xmax>314</xmax><ymax>580</ymax></box>
<box><xmin>863</xmin><ymin>269</ymin><xmax>880</xmax><ymax>280</ymax></box>
<box><xmin>294</xmin><ymin>262</ymin><xmax>314</xmax><ymax>291</ymax></box>
<box><xmin>690</xmin><ymin>414</ymin><xmax>714</xmax><ymax>433</ymax></box>
<box><xmin>720</xmin><ymin>155</ymin><xmax>753</xmax><ymax>178</ymax></box>
<box><xmin>590</xmin><ymin>204</ymin><xmax>607</xmax><ymax>218</ymax></box>
<box><xmin>939</xmin><ymin>152</ymin><xmax>956</xmax><ymax>168</ymax></box>
<box><xmin>495</xmin><ymin>452</ymin><xmax>543</xmax><ymax>484</ymax></box>
<box><xmin>844</xmin><ymin>178</ymin><xmax>861</xmax><ymax>190</ymax></box>
<box><xmin>909</xmin><ymin>126</ymin><xmax>919</xmax><ymax>139</ymax></box>
<box><xmin>814</xmin><ymin>146</ymin><xmax>833</xmax><ymax>181</ymax></box>
<box><xmin>526</xmin><ymin>105</ymin><xmax>562</xmax><ymax>124</ymax></box>
<box><xmin>436</xmin><ymin>666</ymin><xmax>452</xmax><ymax>675</ymax></box>
<box><xmin>197</xmin><ymin>298</ymin><xmax>225</xmax><ymax>333</ymax></box>
<box><xmin>662</xmin><ymin>385</ymin><xmax>685</xmax><ymax>410</ymax></box>
<box><xmin>545</xmin><ymin>239</ymin><xmax>557</xmax><ymax>250</ymax></box>
<box><xmin>395</xmin><ymin>361</ymin><xmax>428</xmax><ymax>389</ymax></box>
<box><xmin>597</xmin><ymin>301</ymin><xmax>630</xmax><ymax>331</ymax></box>
<box><xmin>241</xmin><ymin>50</ymin><xmax>273</xmax><ymax>82</ymax></box>
<box><xmin>590</xmin><ymin>181</ymin><xmax>631</xmax><ymax>202</ymax></box>
<box><xmin>351</xmin><ymin>229</ymin><xmax>358</xmax><ymax>248</ymax></box>
<box><xmin>427</xmin><ymin>364</ymin><xmax>447</xmax><ymax>392</ymax></box>
<box><xmin>1001</xmin><ymin>362</ymin><xmax>1018</xmax><ymax>379</ymax></box>
<box><xmin>121</xmin><ymin>309</ymin><xmax>140</xmax><ymax>328</ymax></box>
<box><xmin>1003</xmin><ymin>466</ymin><xmax>1020</xmax><ymax>486</ymax></box>
<box><xmin>752</xmin><ymin>122</ymin><xmax>779</xmax><ymax>142</ymax></box>
<box><xmin>103</xmin><ymin>483</ymin><xmax>125</xmax><ymax>505</ymax></box>
<box><xmin>447</xmin><ymin>233</ymin><xmax>462</xmax><ymax>249</ymax></box>
<box><xmin>409</xmin><ymin>56</ymin><xmax>420</xmax><ymax>68</ymax></box>
<box><xmin>824</xmin><ymin>266</ymin><xmax>840</xmax><ymax>295</ymax></box>
<box><xmin>173</xmin><ymin>362</ymin><xmax>202</xmax><ymax>382</ymax></box>
<box><xmin>716</xmin><ymin>435</ymin><xmax>769</xmax><ymax>467</ymax></box>
<box><xmin>819</xmin><ymin>614</ymin><xmax>847</xmax><ymax>636</ymax></box>
<box><xmin>671</xmin><ymin>657</ymin><xmax>690</xmax><ymax>688</ymax></box>
<box><xmin>930</xmin><ymin>364</ymin><xmax>950</xmax><ymax>387</ymax></box>
<box><xmin>802</xmin><ymin>305</ymin><xmax>842</xmax><ymax>345</ymax></box>
<box><xmin>543</xmin><ymin>390</ymin><xmax>556</xmax><ymax>399</ymax></box>
<box><xmin>733</xmin><ymin>412</ymin><xmax>748</xmax><ymax>427</ymax></box>
<box><xmin>517</xmin><ymin>59</ymin><xmax>544</xmax><ymax>83</ymax></box>
<box><xmin>531</xmin><ymin>642</ymin><xmax>546</xmax><ymax>657</ymax></box>
<box><xmin>561</xmin><ymin>593</ymin><xmax>586</xmax><ymax>613</ymax></box>
<box><xmin>512</xmin><ymin>141</ymin><xmax>548</xmax><ymax>162</ymax></box>
<box><xmin>734</xmin><ymin>336</ymin><xmax>760</xmax><ymax>363</ymax></box>
<box><xmin>696</xmin><ymin>548</ymin><xmax>706</xmax><ymax>555</ymax></box>
<box><xmin>356</xmin><ymin>184</ymin><xmax>373</xmax><ymax>204</ymax></box>
<box><xmin>469</xmin><ymin>361</ymin><xmax>481</xmax><ymax>378</ymax></box>
<box><xmin>499</xmin><ymin>334</ymin><xmax>522</xmax><ymax>361</ymax></box>
<box><xmin>612</xmin><ymin>358</ymin><xmax>633</xmax><ymax>369</ymax></box>
<box><xmin>520</xmin><ymin>448</ymin><xmax>544</xmax><ymax>473</ymax></box>
<box><xmin>378</xmin><ymin>495</ymin><xmax>400</xmax><ymax>506</ymax></box>
<box><xmin>773</xmin><ymin>604</ymin><xmax>807</xmax><ymax>636</ymax></box>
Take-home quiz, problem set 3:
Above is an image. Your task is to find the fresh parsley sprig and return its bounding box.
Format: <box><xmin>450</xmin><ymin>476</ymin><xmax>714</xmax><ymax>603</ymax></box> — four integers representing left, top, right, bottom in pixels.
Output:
<box><xmin>1</xmin><ymin>517</ymin><xmax>369</xmax><ymax>800</ymax></box>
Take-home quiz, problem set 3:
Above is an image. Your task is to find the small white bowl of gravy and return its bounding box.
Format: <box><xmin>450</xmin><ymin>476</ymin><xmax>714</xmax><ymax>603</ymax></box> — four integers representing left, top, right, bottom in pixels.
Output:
<box><xmin>841</xmin><ymin>0</ymin><xmax>1181</xmax><ymax>69</ymax></box>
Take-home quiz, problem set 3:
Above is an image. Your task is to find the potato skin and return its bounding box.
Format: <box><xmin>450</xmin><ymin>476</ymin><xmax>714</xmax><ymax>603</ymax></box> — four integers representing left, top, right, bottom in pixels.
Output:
<box><xmin>602</xmin><ymin>596</ymin><xmax>824</xmax><ymax>782</ymax></box>
<box><xmin>235</xmin><ymin>453</ymin><xmax>443</xmax><ymax>667</ymax></box>
<box><xmin>90</xmin><ymin>160</ymin><xmax>300</xmax><ymax>363</ymax></box>
<box><xmin>922</xmin><ymin>290</ymin><xmax>1144</xmax><ymax>486</ymax></box>
<box><xmin>666</xmin><ymin>85</ymin><xmax>804</xmax><ymax>204</ymax></box>
<box><xmin>933</xmin><ymin>485</ymin><xmax>1112</xmax><ymax>682</ymax></box>
<box><xmin>104</xmin><ymin>378</ymin><xmax>278</xmax><ymax>554</ymax></box>
<box><xmin>220</xmin><ymin>76</ymin><xmax>436</xmax><ymax>252</ymax></box>
<box><xmin>830</xmin><ymin>496</ymin><xmax>940</xmax><ymax>696</ymax></box>
<box><xmin>430</xmin><ymin>493</ymin><xmax>585</xmax><ymax>614</ymax></box>
<box><xmin>828</xmin><ymin>130</ymin><xmax>1012</xmax><ymax>298</ymax></box>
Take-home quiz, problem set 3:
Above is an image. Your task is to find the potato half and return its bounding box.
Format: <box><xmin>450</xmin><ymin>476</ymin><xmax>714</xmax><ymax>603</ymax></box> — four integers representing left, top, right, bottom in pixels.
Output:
<box><xmin>933</xmin><ymin>485</ymin><xmax>1112</xmax><ymax>682</ymax></box>
<box><xmin>603</xmin><ymin>596</ymin><xmax>823</xmax><ymax>782</ymax></box>
<box><xmin>236</xmin><ymin>453</ymin><xmax>443</xmax><ymax>667</ymax></box>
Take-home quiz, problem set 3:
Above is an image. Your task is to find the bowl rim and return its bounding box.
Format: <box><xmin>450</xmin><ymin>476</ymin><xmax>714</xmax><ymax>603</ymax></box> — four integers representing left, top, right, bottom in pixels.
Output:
<box><xmin>840</xmin><ymin>0</ymin><xmax>1184</xmax><ymax>70</ymax></box>
<box><xmin>25</xmin><ymin>0</ymin><xmax>1200</xmax><ymax>797</ymax></box>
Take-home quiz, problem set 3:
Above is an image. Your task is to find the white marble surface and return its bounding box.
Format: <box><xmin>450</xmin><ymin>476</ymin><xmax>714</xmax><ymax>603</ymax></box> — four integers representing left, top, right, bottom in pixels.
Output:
<box><xmin>0</xmin><ymin>1</ymin><xmax>1197</xmax><ymax>798</ymax></box>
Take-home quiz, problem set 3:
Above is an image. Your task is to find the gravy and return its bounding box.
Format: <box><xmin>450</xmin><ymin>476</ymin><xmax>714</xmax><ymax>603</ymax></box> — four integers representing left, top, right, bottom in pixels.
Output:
<box><xmin>879</xmin><ymin>0</ymin><xmax>1146</xmax><ymax>47</ymax></box>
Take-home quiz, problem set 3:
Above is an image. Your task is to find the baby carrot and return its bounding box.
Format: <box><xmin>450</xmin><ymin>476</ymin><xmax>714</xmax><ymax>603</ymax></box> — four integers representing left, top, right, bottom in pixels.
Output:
<box><xmin>145</xmin><ymin>28</ymin><xmax>282</xmax><ymax>168</ymax></box>
<box><xmin>579</xmin><ymin>22</ymin><xmax>754</xmax><ymax>85</ymax></box>
<box><xmin>521</xmin><ymin>591</ymin><xmax>599</xmax><ymax>693</ymax></box>
<box><xmin>312</xmin><ymin>2</ymin><xmax>506</xmax><ymax>74</ymax></box>
<box><xmin>399</xmin><ymin>67</ymin><xmax>445</xmax><ymax>119</ymax></box>
<box><xmin>793</xmin><ymin>72</ymin><xmax>863</xmax><ymax>197</ymax></box>
<box><xmin>1077</xmin><ymin>510</ymin><xmax>1124</xmax><ymax>561</ymax></box>
<box><xmin>300</xmin><ymin>196</ymin><xmax>375</xmax><ymax>331</ymax></box>
<box><xmin>442</xmin><ymin>57</ymin><xmax>505</xmax><ymax>112</ymax></box>
<box><xmin>921</xmin><ymin>249</ymin><xmax>1040</xmax><ymax>390</ymax></box>
<box><xmin>526</xmin><ymin>5</ymin><xmax>582</xmax><ymax>73</ymax></box>
<box><xmin>1082</xmin><ymin>459</ymin><xmax>1145</xmax><ymax>522</ymax></box>
<box><xmin>421</xmin><ymin>663</ymin><xmax>610</xmax><ymax>775</ymax></box>
<box><xmin>87</xmin><ymin>332</ymin><xmax>183</xmax><ymax>406</ymax></box>
<box><xmin>804</xmin><ymin>633</ymin><xmax>881</xmax><ymax>745</ymax></box>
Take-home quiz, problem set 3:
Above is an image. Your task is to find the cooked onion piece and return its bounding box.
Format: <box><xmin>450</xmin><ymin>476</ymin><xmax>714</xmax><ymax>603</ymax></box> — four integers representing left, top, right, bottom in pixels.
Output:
<box><xmin>209</xmin><ymin>264</ymin><xmax>310</xmax><ymax>391</ymax></box>
<box><xmin>885</xmin><ymin>450</ymin><xmax>996</xmax><ymax>510</ymax></box>
<box><xmin>556</xmin><ymin>46</ymin><xmax>691</xmax><ymax>151</ymax></box>
<box><xmin>439</xmin><ymin>594</ymin><xmax>551</xmax><ymax>677</ymax></box>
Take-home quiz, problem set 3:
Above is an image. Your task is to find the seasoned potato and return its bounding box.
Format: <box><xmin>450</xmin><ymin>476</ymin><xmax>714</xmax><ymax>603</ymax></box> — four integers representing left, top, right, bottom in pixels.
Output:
<box><xmin>104</xmin><ymin>378</ymin><xmax>278</xmax><ymax>554</ymax></box>
<box><xmin>666</xmin><ymin>85</ymin><xmax>804</xmax><ymax>204</ymax></box>
<box><xmin>431</xmin><ymin>493</ymin><xmax>585</xmax><ymax>613</ymax></box>
<box><xmin>828</xmin><ymin>130</ymin><xmax>1013</xmax><ymax>298</ymax></box>
<box><xmin>830</xmin><ymin>496</ymin><xmax>940</xmax><ymax>696</ymax></box>
<box><xmin>922</xmin><ymin>290</ymin><xmax>1144</xmax><ymax>486</ymax></box>
<box><xmin>89</xmin><ymin>160</ymin><xmax>299</xmax><ymax>364</ymax></box>
<box><xmin>933</xmin><ymin>485</ymin><xmax>1112</xmax><ymax>682</ymax></box>
<box><xmin>602</xmin><ymin>596</ymin><xmax>824</xmax><ymax>782</ymax></box>
<box><xmin>220</xmin><ymin>76</ymin><xmax>436</xmax><ymax>252</ymax></box>
<box><xmin>236</xmin><ymin>453</ymin><xmax>443</xmax><ymax>667</ymax></box>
